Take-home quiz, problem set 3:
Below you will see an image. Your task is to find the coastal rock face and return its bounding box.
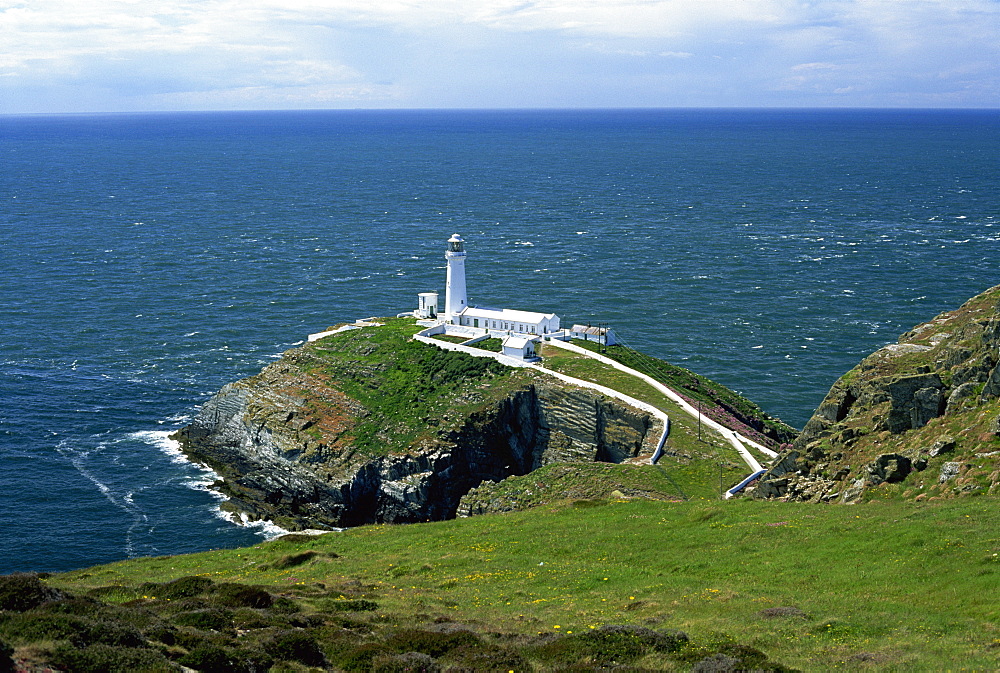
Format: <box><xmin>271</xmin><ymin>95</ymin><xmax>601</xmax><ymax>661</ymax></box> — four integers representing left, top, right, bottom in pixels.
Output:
<box><xmin>751</xmin><ymin>285</ymin><xmax>1000</xmax><ymax>503</ymax></box>
<box><xmin>173</xmin><ymin>323</ymin><xmax>659</xmax><ymax>529</ymax></box>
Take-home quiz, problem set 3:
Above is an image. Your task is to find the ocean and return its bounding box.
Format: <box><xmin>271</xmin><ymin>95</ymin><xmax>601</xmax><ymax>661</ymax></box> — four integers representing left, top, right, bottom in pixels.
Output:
<box><xmin>1</xmin><ymin>109</ymin><xmax>998</xmax><ymax>574</ymax></box>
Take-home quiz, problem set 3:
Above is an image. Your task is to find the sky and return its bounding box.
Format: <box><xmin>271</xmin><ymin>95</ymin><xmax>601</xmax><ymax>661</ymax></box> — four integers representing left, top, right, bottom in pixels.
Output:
<box><xmin>2</xmin><ymin>0</ymin><xmax>999</xmax><ymax>113</ymax></box>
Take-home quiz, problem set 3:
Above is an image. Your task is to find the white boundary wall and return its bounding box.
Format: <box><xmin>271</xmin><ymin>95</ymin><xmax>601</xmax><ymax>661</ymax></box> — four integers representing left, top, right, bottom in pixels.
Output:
<box><xmin>546</xmin><ymin>341</ymin><xmax>778</xmax><ymax>470</ymax></box>
<box><xmin>414</xmin><ymin>326</ymin><xmax>670</xmax><ymax>460</ymax></box>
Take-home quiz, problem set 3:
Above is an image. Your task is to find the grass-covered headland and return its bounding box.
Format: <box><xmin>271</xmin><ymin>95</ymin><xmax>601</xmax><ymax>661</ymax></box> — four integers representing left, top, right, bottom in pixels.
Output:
<box><xmin>4</xmin><ymin>496</ymin><xmax>998</xmax><ymax>671</ymax></box>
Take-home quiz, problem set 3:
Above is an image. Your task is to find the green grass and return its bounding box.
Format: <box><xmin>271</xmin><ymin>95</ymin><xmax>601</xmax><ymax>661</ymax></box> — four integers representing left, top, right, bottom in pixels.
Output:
<box><xmin>460</xmin><ymin>462</ymin><xmax>690</xmax><ymax>511</ymax></box>
<box><xmin>303</xmin><ymin>318</ymin><xmax>525</xmax><ymax>456</ymax></box>
<box><xmin>43</xmin><ymin>496</ymin><xmax>1000</xmax><ymax>671</ymax></box>
<box><xmin>471</xmin><ymin>337</ymin><xmax>503</xmax><ymax>352</ymax></box>
<box><xmin>430</xmin><ymin>334</ymin><xmax>470</xmax><ymax>344</ymax></box>
<box><xmin>569</xmin><ymin>340</ymin><xmax>797</xmax><ymax>446</ymax></box>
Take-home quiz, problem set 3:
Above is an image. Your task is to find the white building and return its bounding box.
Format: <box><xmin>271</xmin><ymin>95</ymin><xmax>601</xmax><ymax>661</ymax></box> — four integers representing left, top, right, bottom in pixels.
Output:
<box><xmin>455</xmin><ymin>306</ymin><xmax>559</xmax><ymax>336</ymax></box>
<box><xmin>416</xmin><ymin>292</ymin><xmax>439</xmax><ymax>319</ymax></box>
<box><xmin>421</xmin><ymin>233</ymin><xmax>561</xmax><ymax>337</ymax></box>
<box><xmin>502</xmin><ymin>335</ymin><xmax>539</xmax><ymax>360</ymax></box>
<box><xmin>444</xmin><ymin>233</ymin><xmax>468</xmax><ymax>323</ymax></box>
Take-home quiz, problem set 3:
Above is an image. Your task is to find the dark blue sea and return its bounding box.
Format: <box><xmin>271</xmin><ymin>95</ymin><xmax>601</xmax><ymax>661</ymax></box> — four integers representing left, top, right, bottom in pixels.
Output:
<box><xmin>2</xmin><ymin>109</ymin><xmax>998</xmax><ymax>574</ymax></box>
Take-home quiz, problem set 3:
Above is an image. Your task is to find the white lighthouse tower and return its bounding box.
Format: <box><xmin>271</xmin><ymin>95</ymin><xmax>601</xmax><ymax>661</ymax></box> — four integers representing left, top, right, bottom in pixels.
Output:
<box><xmin>444</xmin><ymin>233</ymin><xmax>468</xmax><ymax>323</ymax></box>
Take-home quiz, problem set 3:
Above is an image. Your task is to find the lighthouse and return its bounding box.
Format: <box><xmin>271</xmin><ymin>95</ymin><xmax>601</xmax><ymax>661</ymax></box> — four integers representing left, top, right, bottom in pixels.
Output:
<box><xmin>444</xmin><ymin>233</ymin><xmax>468</xmax><ymax>323</ymax></box>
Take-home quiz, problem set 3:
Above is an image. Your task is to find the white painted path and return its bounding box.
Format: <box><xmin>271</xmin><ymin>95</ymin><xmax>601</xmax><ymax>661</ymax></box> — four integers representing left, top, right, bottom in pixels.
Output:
<box><xmin>317</xmin><ymin>322</ymin><xmax>769</xmax><ymax>481</ymax></box>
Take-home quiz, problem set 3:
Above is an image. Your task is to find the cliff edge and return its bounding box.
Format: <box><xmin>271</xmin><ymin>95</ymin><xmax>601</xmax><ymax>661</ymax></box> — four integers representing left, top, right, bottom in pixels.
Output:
<box><xmin>172</xmin><ymin>319</ymin><xmax>662</xmax><ymax>530</ymax></box>
<box><xmin>751</xmin><ymin>284</ymin><xmax>1000</xmax><ymax>503</ymax></box>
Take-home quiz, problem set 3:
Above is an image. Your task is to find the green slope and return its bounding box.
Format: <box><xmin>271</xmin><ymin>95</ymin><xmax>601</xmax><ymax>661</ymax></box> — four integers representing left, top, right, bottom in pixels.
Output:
<box><xmin>14</xmin><ymin>496</ymin><xmax>997</xmax><ymax>671</ymax></box>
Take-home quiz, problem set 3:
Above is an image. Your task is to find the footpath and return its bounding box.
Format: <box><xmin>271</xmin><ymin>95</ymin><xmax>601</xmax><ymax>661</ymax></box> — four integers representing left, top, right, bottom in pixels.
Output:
<box><xmin>413</xmin><ymin>327</ymin><xmax>775</xmax><ymax>487</ymax></box>
<box><xmin>544</xmin><ymin>341</ymin><xmax>778</xmax><ymax>471</ymax></box>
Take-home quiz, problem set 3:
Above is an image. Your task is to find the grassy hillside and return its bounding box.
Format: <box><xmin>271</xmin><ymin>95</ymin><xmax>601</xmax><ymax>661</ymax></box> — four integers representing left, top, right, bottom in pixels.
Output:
<box><xmin>539</xmin><ymin>344</ymin><xmax>776</xmax><ymax>474</ymax></box>
<box><xmin>11</xmin><ymin>496</ymin><xmax>996</xmax><ymax>671</ymax></box>
<box><xmin>300</xmin><ymin>318</ymin><xmax>525</xmax><ymax>457</ymax></box>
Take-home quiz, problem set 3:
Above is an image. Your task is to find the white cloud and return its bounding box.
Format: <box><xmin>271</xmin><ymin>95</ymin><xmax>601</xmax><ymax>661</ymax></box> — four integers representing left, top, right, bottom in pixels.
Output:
<box><xmin>1</xmin><ymin>0</ymin><xmax>999</xmax><ymax>111</ymax></box>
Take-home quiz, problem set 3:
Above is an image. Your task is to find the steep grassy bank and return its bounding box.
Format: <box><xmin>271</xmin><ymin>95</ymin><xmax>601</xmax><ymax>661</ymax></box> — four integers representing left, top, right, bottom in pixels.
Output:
<box><xmin>19</xmin><ymin>496</ymin><xmax>997</xmax><ymax>671</ymax></box>
<box><xmin>569</xmin><ymin>340</ymin><xmax>797</xmax><ymax>448</ymax></box>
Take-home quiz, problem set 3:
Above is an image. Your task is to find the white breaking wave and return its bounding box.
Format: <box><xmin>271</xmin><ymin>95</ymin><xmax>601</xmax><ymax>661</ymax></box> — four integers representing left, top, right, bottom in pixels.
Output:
<box><xmin>211</xmin><ymin>505</ymin><xmax>294</xmax><ymax>540</ymax></box>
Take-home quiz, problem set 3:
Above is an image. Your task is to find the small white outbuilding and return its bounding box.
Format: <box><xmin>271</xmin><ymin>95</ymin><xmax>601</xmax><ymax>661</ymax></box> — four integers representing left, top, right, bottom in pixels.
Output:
<box><xmin>501</xmin><ymin>335</ymin><xmax>539</xmax><ymax>360</ymax></box>
<box><xmin>569</xmin><ymin>324</ymin><xmax>616</xmax><ymax>345</ymax></box>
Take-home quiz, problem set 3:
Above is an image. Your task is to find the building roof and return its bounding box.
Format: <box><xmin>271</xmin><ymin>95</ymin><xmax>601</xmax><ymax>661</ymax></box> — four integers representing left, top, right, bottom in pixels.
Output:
<box><xmin>571</xmin><ymin>324</ymin><xmax>611</xmax><ymax>335</ymax></box>
<box><xmin>502</xmin><ymin>335</ymin><xmax>538</xmax><ymax>349</ymax></box>
<box><xmin>459</xmin><ymin>306</ymin><xmax>557</xmax><ymax>324</ymax></box>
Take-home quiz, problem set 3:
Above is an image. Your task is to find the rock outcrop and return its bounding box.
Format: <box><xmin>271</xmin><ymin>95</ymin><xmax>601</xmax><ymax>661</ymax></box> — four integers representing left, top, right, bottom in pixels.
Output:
<box><xmin>751</xmin><ymin>284</ymin><xmax>1000</xmax><ymax>503</ymax></box>
<box><xmin>173</xmin><ymin>320</ymin><xmax>660</xmax><ymax>530</ymax></box>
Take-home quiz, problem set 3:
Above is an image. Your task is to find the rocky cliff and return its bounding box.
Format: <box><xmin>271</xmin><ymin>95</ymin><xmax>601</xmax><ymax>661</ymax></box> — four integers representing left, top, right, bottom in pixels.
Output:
<box><xmin>173</xmin><ymin>319</ymin><xmax>660</xmax><ymax>530</ymax></box>
<box><xmin>751</xmin><ymin>284</ymin><xmax>1000</xmax><ymax>503</ymax></box>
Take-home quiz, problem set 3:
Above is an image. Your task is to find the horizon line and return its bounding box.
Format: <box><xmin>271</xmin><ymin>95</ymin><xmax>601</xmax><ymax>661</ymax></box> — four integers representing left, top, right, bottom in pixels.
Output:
<box><xmin>4</xmin><ymin>105</ymin><xmax>1000</xmax><ymax>119</ymax></box>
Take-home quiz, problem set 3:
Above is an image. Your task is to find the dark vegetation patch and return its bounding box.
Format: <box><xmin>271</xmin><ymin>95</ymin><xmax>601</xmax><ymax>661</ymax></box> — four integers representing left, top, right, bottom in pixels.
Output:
<box><xmin>1</xmin><ymin>572</ymin><xmax>797</xmax><ymax>672</ymax></box>
<box><xmin>0</xmin><ymin>638</ymin><xmax>13</xmax><ymax>673</ymax></box>
<box><xmin>0</xmin><ymin>574</ymin><xmax>64</xmax><ymax>612</ymax></box>
<box><xmin>267</xmin><ymin>550</ymin><xmax>321</xmax><ymax>569</ymax></box>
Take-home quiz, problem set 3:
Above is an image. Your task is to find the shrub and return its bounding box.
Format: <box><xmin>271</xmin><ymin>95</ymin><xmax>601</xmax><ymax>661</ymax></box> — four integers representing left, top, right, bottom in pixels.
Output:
<box><xmin>442</xmin><ymin>643</ymin><xmax>530</xmax><ymax>671</ymax></box>
<box><xmin>581</xmin><ymin>624</ymin><xmax>689</xmax><ymax>658</ymax></box>
<box><xmin>171</xmin><ymin>608</ymin><xmax>234</xmax><ymax>631</ymax></box>
<box><xmin>0</xmin><ymin>612</ymin><xmax>92</xmax><ymax>644</ymax></box>
<box><xmin>69</xmin><ymin>619</ymin><xmax>145</xmax><ymax>649</ymax></box>
<box><xmin>264</xmin><ymin>629</ymin><xmax>326</xmax><ymax>667</ymax></box>
<box><xmin>177</xmin><ymin>643</ymin><xmax>274</xmax><ymax>673</ymax></box>
<box><xmin>177</xmin><ymin>643</ymin><xmax>233</xmax><ymax>672</ymax></box>
<box><xmin>270</xmin><ymin>596</ymin><xmax>301</xmax><ymax>614</ymax></box>
<box><xmin>692</xmin><ymin>652</ymin><xmax>742</xmax><ymax>672</ymax></box>
<box><xmin>210</xmin><ymin>583</ymin><xmax>273</xmax><ymax>609</ymax></box>
<box><xmin>384</xmin><ymin>628</ymin><xmax>480</xmax><ymax>658</ymax></box>
<box><xmin>270</xmin><ymin>551</ymin><xmax>319</xmax><ymax>569</ymax></box>
<box><xmin>0</xmin><ymin>638</ymin><xmax>14</xmax><ymax>673</ymax></box>
<box><xmin>332</xmin><ymin>642</ymin><xmax>393</xmax><ymax>671</ymax></box>
<box><xmin>47</xmin><ymin>643</ymin><xmax>172</xmax><ymax>673</ymax></box>
<box><xmin>143</xmin><ymin>622</ymin><xmax>177</xmax><ymax>646</ymax></box>
<box><xmin>533</xmin><ymin>625</ymin><xmax>689</xmax><ymax>667</ymax></box>
<box><xmin>682</xmin><ymin>643</ymin><xmax>794</xmax><ymax>673</ymax></box>
<box><xmin>0</xmin><ymin>574</ymin><xmax>63</xmax><ymax>612</ymax></box>
<box><xmin>231</xmin><ymin>607</ymin><xmax>282</xmax><ymax>630</ymax></box>
<box><xmin>158</xmin><ymin>575</ymin><xmax>214</xmax><ymax>600</ymax></box>
<box><xmin>169</xmin><ymin>628</ymin><xmax>234</xmax><ymax>652</ymax></box>
<box><xmin>371</xmin><ymin>651</ymin><xmax>441</xmax><ymax>672</ymax></box>
<box><xmin>34</xmin><ymin>597</ymin><xmax>103</xmax><ymax>617</ymax></box>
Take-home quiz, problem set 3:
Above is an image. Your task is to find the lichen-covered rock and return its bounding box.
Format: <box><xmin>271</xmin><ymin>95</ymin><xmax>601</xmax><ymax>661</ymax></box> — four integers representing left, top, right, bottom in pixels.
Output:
<box><xmin>866</xmin><ymin>454</ymin><xmax>912</xmax><ymax>485</ymax></box>
<box><xmin>939</xmin><ymin>462</ymin><xmax>962</xmax><ymax>483</ymax></box>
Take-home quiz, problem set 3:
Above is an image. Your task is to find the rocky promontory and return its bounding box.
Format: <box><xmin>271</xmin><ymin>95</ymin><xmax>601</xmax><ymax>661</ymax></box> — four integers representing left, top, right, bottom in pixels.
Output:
<box><xmin>752</xmin><ymin>284</ymin><xmax>1000</xmax><ymax>503</ymax></box>
<box><xmin>173</xmin><ymin>319</ymin><xmax>663</xmax><ymax>530</ymax></box>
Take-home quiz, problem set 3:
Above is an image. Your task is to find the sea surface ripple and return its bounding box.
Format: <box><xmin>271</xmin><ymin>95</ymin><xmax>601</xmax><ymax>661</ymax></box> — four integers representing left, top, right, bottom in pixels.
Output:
<box><xmin>1</xmin><ymin>109</ymin><xmax>998</xmax><ymax>573</ymax></box>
